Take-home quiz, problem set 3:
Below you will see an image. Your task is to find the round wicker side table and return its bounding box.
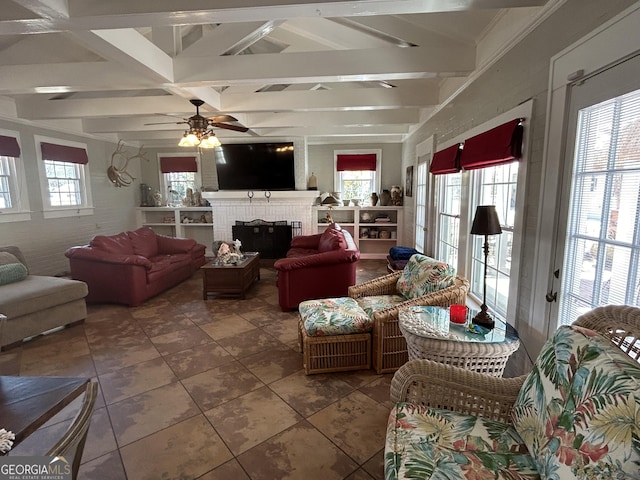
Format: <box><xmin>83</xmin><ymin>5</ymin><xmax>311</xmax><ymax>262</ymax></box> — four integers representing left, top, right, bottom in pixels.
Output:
<box><xmin>398</xmin><ymin>306</ymin><xmax>520</xmax><ymax>377</ymax></box>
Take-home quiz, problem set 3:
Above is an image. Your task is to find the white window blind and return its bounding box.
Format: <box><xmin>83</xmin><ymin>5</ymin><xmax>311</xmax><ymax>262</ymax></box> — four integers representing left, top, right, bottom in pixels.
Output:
<box><xmin>436</xmin><ymin>172</ymin><xmax>461</xmax><ymax>267</ymax></box>
<box><xmin>559</xmin><ymin>88</ymin><xmax>640</xmax><ymax>325</ymax></box>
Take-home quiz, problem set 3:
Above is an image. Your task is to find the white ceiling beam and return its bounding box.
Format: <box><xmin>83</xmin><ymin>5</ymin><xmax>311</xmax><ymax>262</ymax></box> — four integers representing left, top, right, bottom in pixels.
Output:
<box><xmin>222</xmin><ymin>87</ymin><xmax>439</xmax><ymax>111</ymax></box>
<box><xmin>0</xmin><ymin>62</ymin><xmax>154</xmax><ymax>94</ymax></box>
<box><xmin>250</xmin><ymin>124</ymin><xmax>410</xmax><ymax>136</ymax></box>
<box><xmin>71</xmin><ymin>28</ymin><xmax>174</xmax><ymax>82</ymax></box>
<box><xmin>179</xmin><ymin>22</ymin><xmax>272</xmax><ymax>57</ymax></box>
<box><xmin>341</xmin><ymin>16</ymin><xmax>471</xmax><ymax>48</ymax></box>
<box><xmin>175</xmin><ymin>46</ymin><xmax>475</xmax><ymax>86</ymax></box>
<box><xmin>247</xmin><ymin>109</ymin><xmax>419</xmax><ymax>128</ymax></box>
<box><xmin>14</xmin><ymin>0</ymin><xmax>69</xmax><ymax>19</ymax></box>
<box><xmin>0</xmin><ymin>0</ymin><xmax>549</xmax><ymax>34</ymax></box>
<box><xmin>15</xmin><ymin>95</ymin><xmax>191</xmax><ymax>119</ymax></box>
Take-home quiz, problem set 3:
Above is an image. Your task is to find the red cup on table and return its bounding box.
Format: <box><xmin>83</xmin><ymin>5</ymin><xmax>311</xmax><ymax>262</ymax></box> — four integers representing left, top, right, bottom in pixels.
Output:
<box><xmin>449</xmin><ymin>304</ymin><xmax>468</xmax><ymax>324</ymax></box>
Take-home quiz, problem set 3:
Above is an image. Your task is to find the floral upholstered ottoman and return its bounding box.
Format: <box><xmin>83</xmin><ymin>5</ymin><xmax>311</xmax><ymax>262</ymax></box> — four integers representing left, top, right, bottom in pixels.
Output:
<box><xmin>298</xmin><ymin>297</ymin><xmax>373</xmax><ymax>374</ymax></box>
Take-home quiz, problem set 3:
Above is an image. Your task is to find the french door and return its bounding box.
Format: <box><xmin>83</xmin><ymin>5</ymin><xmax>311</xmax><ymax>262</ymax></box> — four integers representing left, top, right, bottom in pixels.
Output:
<box><xmin>414</xmin><ymin>160</ymin><xmax>428</xmax><ymax>252</ymax></box>
<box><xmin>555</xmin><ymin>54</ymin><xmax>640</xmax><ymax>327</ymax></box>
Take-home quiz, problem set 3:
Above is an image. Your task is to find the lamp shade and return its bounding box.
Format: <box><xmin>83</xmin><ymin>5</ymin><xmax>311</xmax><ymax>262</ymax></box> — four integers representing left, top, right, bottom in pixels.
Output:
<box><xmin>470</xmin><ymin>205</ymin><xmax>502</xmax><ymax>235</ymax></box>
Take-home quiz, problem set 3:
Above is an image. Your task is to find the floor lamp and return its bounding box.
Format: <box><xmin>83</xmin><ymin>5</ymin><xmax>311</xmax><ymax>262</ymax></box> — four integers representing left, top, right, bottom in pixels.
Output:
<box><xmin>470</xmin><ymin>205</ymin><xmax>502</xmax><ymax>329</ymax></box>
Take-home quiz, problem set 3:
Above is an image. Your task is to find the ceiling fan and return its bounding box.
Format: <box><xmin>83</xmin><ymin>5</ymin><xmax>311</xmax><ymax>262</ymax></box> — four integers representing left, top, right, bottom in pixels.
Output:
<box><xmin>145</xmin><ymin>99</ymin><xmax>249</xmax><ymax>132</ymax></box>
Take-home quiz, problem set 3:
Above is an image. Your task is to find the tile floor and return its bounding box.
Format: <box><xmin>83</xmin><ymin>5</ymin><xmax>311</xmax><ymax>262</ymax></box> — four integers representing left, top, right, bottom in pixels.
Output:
<box><xmin>0</xmin><ymin>259</ymin><xmax>528</xmax><ymax>479</ymax></box>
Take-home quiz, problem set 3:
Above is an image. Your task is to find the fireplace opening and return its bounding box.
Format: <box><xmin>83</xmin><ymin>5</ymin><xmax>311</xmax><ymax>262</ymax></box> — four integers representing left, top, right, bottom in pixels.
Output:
<box><xmin>232</xmin><ymin>219</ymin><xmax>293</xmax><ymax>259</ymax></box>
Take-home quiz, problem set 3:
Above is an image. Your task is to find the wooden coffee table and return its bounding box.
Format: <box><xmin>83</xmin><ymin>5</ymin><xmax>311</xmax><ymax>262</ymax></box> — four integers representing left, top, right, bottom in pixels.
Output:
<box><xmin>201</xmin><ymin>253</ymin><xmax>260</xmax><ymax>299</ymax></box>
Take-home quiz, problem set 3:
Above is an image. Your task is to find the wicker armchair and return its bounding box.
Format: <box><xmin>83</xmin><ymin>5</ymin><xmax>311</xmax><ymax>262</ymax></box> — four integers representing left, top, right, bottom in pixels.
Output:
<box><xmin>348</xmin><ymin>271</ymin><xmax>469</xmax><ymax>373</ymax></box>
<box><xmin>391</xmin><ymin>358</ymin><xmax>526</xmax><ymax>423</ymax></box>
<box><xmin>572</xmin><ymin>304</ymin><xmax>640</xmax><ymax>361</ymax></box>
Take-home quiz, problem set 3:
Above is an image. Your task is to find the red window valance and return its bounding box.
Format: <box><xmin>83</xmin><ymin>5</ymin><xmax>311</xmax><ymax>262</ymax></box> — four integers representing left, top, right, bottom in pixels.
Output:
<box><xmin>0</xmin><ymin>135</ymin><xmax>20</xmax><ymax>157</ymax></box>
<box><xmin>336</xmin><ymin>153</ymin><xmax>377</xmax><ymax>171</ymax></box>
<box><xmin>430</xmin><ymin>144</ymin><xmax>462</xmax><ymax>175</ymax></box>
<box><xmin>460</xmin><ymin>119</ymin><xmax>523</xmax><ymax>170</ymax></box>
<box><xmin>40</xmin><ymin>142</ymin><xmax>88</xmax><ymax>164</ymax></box>
<box><xmin>160</xmin><ymin>156</ymin><xmax>198</xmax><ymax>173</ymax></box>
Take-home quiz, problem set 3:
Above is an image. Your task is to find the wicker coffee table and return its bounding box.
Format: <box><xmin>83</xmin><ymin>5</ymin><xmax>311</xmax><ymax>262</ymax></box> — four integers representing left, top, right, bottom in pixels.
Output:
<box><xmin>398</xmin><ymin>306</ymin><xmax>520</xmax><ymax>377</ymax></box>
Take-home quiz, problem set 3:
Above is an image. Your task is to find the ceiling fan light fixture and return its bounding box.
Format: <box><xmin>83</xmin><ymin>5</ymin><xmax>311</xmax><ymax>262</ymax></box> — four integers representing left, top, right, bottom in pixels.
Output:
<box><xmin>179</xmin><ymin>132</ymin><xmax>200</xmax><ymax>147</ymax></box>
<box><xmin>199</xmin><ymin>134</ymin><xmax>221</xmax><ymax>149</ymax></box>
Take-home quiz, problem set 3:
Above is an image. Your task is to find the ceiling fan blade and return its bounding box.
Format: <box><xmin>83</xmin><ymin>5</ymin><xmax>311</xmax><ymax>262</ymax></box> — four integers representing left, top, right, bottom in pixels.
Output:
<box><xmin>210</xmin><ymin>122</ymin><xmax>249</xmax><ymax>133</ymax></box>
<box><xmin>144</xmin><ymin>120</ymin><xmax>188</xmax><ymax>125</ymax></box>
<box><xmin>207</xmin><ymin>115</ymin><xmax>238</xmax><ymax>123</ymax></box>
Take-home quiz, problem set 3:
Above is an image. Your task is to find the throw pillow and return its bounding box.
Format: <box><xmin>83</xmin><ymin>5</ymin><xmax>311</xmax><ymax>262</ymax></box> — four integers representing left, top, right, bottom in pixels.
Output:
<box><xmin>511</xmin><ymin>325</ymin><xmax>640</xmax><ymax>478</ymax></box>
<box><xmin>0</xmin><ymin>262</ymin><xmax>28</xmax><ymax>285</ymax></box>
<box><xmin>128</xmin><ymin>227</ymin><xmax>159</xmax><ymax>258</ymax></box>
<box><xmin>0</xmin><ymin>252</ymin><xmax>21</xmax><ymax>266</ymax></box>
<box><xmin>317</xmin><ymin>227</ymin><xmax>347</xmax><ymax>252</ymax></box>
<box><xmin>396</xmin><ymin>254</ymin><xmax>455</xmax><ymax>299</ymax></box>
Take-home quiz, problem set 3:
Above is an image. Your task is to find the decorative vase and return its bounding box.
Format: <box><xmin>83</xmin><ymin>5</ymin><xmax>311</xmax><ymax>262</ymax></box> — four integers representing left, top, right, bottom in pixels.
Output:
<box><xmin>370</xmin><ymin>192</ymin><xmax>378</xmax><ymax>206</ymax></box>
<box><xmin>379</xmin><ymin>189</ymin><xmax>391</xmax><ymax>206</ymax></box>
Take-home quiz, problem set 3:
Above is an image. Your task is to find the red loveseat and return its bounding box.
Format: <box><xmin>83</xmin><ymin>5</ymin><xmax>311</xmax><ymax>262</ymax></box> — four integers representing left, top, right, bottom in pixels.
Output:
<box><xmin>65</xmin><ymin>227</ymin><xmax>206</xmax><ymax>306</ymax></box>
<box><xmin>274</xmin><ymin>224</ymin><xmax>360</xmax><ymax>311</ymax></box>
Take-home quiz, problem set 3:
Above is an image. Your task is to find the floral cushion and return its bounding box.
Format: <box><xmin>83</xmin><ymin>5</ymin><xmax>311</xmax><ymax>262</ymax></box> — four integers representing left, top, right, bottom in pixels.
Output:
<box><xmin>299</xmin><ymin>297</ymin><xmax>372</xmax><ymax>336</ymax></box>
<box><xmin>385</xmin><ymin>402</ymin><xmax>539</xmax><ymax>480</ymax></box>
<box><xmin>356</xmin><ymin>295</ymin><xmax>406</xmax><ymax>318</ymax></box>
<box><xmin>396</xmin><ymin>254</ymin><xmax>455</xmax><ymax>300</ymax></box>
<box><xmin>511</xmin><ymin>325</ymin><xmax>640</xmax><ymax>479</ymax></box>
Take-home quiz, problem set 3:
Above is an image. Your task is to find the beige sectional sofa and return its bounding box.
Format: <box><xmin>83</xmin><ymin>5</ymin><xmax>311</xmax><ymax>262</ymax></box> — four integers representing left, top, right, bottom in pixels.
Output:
<box><xmin>0</xmin><ymin>246</ymin><xmax>88</xmax><ymax>349</ymax></box>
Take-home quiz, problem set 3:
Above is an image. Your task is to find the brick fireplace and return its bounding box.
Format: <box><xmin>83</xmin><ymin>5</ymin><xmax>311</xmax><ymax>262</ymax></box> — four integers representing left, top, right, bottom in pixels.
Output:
<box><xmin>201</xmin><ymin>190</ymin><xmax>318</xmax><ymax>244</ymax></box>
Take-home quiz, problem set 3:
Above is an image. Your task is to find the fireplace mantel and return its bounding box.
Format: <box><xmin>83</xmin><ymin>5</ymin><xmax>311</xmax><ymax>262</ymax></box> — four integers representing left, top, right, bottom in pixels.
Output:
<box><xmin>202</xmin><ymin>190</ymin><xmax>319</xmax><ymax>242</ymax></box>
<box><xmin>202</xmin><ymin>190</ymin><xmax>319</xmax><ymax>204</ymax></box>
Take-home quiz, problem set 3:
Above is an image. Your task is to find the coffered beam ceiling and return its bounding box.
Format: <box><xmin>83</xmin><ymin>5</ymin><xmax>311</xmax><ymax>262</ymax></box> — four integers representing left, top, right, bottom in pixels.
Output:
<box><xmin>0</xmin><ymin>0</ymin><xmax>555</xmax><ymax>146</ymax></box>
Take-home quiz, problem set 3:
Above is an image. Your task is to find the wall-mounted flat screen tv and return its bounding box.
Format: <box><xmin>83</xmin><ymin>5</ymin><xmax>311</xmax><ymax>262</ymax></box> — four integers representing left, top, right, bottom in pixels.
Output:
<box><xmin>214</xmin><ymin>142</ymin><xmax>295</xmax><ymax>191</ymax></box>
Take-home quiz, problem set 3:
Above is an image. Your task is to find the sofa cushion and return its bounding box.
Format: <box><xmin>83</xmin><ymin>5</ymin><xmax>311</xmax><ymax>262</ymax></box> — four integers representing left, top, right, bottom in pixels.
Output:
<box><xmin>356</xmin><ymin>294</ymin><xmax>406</xmax><ymax>318</ymax></box>
<box><xmin>0</xmin><ymin>263</ymin><xmax>28</xmax><ymax>285</ymax></box>
<box><xmin>386</xmin><ymin>402</ymin><xmax>538</xmax><ymax>480</ymax></box>
<box><xmin>511</xmin><ymin>325</ymin><xmax>640</xmax><ymax>479</ymax></box>
<box><xmin>0</xmin><ymin>275</ymin><xmax>88</xmax><ymax>318</ymax></box>
<box><xmin>128</xmin><ymin>227</ymin><xmax>159</xmax><ymax>258</ymax></box>
<box><xmin>396</xmin><ymin>254</ymin><xmax>456</xmax><ymax>299</ymax></box>
<box><xmin>0</xmin><ymin>252</ymin><xmax>21</xmax><ymax>265</ymax></box>
<box><xmin>286</xmin><ymin>247</ymin><xmax>319</xmax><ymax>258</ymax></box>
<box><xmin>90</xmin><ymin>231</ymin><xmax>134</xmax><ymax>255</ymax></box>
<box><xmin>318</xmin><ymin>227</ymin><xmax>347</xmax><ymax>253</ymax></box>
<box><xmin>299</xmin><ymin>297</ymin><xmax>372</xmax><ymax>336</ymax></box>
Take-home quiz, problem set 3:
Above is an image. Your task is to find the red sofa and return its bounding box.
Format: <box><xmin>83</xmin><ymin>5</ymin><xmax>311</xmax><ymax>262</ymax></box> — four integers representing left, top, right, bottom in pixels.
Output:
<box><xmin>274</xmin><ymin>224</ymin><xmax>360</xmax><ymax>311</ymax></box>
<box><xmin>65</xmin><ymin>227</ymin><xmax>206</xmax><ymax>306</ymax></box>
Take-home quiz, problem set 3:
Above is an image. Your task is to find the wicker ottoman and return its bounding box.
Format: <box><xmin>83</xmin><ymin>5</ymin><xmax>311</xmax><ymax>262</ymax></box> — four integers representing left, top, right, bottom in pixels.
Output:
<box><xmin>298</xmin><ymin>297</ymin><xmax>373</xmax><ymax>375</ymax></box>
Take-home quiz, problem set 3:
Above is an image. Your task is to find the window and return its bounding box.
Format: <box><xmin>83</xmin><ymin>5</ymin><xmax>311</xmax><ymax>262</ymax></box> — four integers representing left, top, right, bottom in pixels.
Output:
<box><xmin>159</xmin><ymin>155</ymin><xmax>200</xmax><ymax>206</ymax></box>
<box><xmin>36</xmin><ymin>136</ymin><xmax>92</xmax><ymax>218</ymax></box>
<box><xmin>559</xmin><ymin>87</ymin><xmax>640</xmax><ymax>325</ymax></box>
<box><xmin>470</xmin><ymin>163</ymin><xmax>519</xmax><ymax>318</ymax></box>
<box><xmin>334</xmin><ymin>150</ymin><xmax>380</xmax><ymax>202</ymax></box>
<box><xmin>436</xmin><ymin>172</ymin><xmax>461</xmax><ymax>267</ymax></box>
<box><xmin>430</xmin><ymin>102</ymin><xmax>530</xmax><ymax>322</ymax></box>
<box><xmin>0</xmin><ymin>131</ymin><xmax>30</xmax><ymax>222</ymax></box>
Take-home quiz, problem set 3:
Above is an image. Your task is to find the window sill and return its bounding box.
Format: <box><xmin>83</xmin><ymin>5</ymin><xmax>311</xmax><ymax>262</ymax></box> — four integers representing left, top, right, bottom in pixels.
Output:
<box><xmin>43</xmin><ymin>207</ymin><xmax>94</xmax><ymax>219</ymax></box>
<box><xmin>0</xmin><ymin>211</ymin><xmax>32</xmax><ymax>223</ymax></box>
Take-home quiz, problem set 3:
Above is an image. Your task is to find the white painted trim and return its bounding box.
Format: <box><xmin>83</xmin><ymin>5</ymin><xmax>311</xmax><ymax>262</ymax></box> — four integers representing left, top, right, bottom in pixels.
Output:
<box><xmin>34</xmin><ymin>134</ymin><xmax>94</xmax><ymax>212</ymax></box>
<box><xmin>333</xmin><ymin>148</ymin><xmax>382</xmax><ymax>195</ymax></box>
<box><xmin>530</xmin><ymin>2</ymin><xmax>640</xmax><ymax>355</ymax></box>
<box><xmin>0</xmin><ymin>127</ymin><xmax>31</xmax><ymax>221</ymax></box>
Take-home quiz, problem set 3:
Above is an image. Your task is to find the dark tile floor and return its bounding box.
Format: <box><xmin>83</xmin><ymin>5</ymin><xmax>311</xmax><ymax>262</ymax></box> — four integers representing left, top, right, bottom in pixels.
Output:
<box><xmin>0</xmin><ymin>259</ymin><xmax>529</xmax><ymax>479</ymax></box>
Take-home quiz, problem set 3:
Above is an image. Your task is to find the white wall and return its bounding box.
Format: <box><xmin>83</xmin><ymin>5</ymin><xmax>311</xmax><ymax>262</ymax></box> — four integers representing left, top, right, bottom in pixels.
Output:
<box><xmin>307</xmin><ymin>143</ymin><xmax>403</xmax><ymax>194</ymax></box>
<box><xmin>0</xmin><ymin>120</ymin><xmax>138</xmax><ymax>275</ymax></box>
<box><xmin>400</xmin><ymin>0</ymin><xmax>637</xmax><ymax>359</ymax></box>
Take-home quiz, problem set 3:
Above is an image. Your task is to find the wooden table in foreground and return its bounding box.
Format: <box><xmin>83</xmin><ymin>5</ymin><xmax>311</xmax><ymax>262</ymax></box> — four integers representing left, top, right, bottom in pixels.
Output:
<box><xmin>201</xmin><ymin>253</ymin><xmax>260</xmax><ymax>299</ymax></box>
<box><xmin>0</xmin><ymin>375</ymin><xmax>89</xmax><ymax>452</ymax></box>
